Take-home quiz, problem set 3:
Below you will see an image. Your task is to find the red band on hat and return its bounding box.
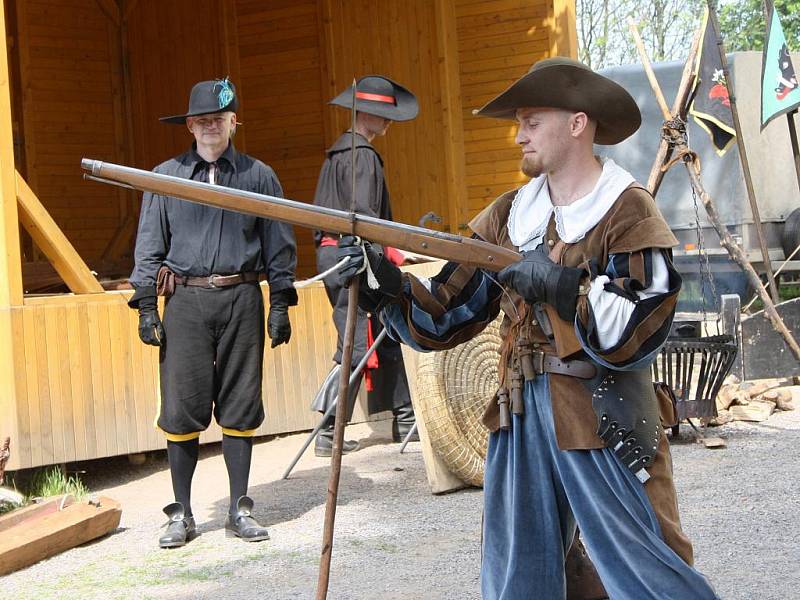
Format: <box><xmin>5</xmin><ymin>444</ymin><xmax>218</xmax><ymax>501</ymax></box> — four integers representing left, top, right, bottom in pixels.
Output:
<box><xmin>356</xmin><ymin>91</ymin><xmax>396</xmax><ymax>104</ymax></box>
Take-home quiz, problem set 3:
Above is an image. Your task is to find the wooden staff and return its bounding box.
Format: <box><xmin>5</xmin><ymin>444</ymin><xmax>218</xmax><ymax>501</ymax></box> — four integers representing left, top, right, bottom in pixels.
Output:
<box><xmin>706</xmin><ymin>0</ymin><xmax>780</xmax><ymax>303</ymax></box>
<box><xmin>631</xmin><ymin>21</ymin><xmax>800</xmax><ymax>361</ymax></box>
<box><xmin>787</xmin><ymin>109</ymin><xmax>800</xmax><ymax>195</ymax></box>
<box><xmin>316</xmin><ymin>79</ymin><xmax>360</xmax><ymax>600</ymax></box>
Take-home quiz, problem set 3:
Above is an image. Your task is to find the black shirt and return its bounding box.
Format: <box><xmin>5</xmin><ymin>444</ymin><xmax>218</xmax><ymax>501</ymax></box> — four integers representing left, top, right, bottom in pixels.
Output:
<box><xmin>129</xmin><ymin>142</ymin><xmax>297</xmax><ymax>295</ymax></box>
<box><xmin>312</xmin><ymin>132</ymin><xmax>393</xmax><ymax>245</ymax></box>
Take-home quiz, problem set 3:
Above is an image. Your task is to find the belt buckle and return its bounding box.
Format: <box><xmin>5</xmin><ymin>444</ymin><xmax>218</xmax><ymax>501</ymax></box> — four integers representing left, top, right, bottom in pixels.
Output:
<box><xmin>207</xmin><ymin>274</ymin><xmax>220</xmax><ymax>288</ymax></box>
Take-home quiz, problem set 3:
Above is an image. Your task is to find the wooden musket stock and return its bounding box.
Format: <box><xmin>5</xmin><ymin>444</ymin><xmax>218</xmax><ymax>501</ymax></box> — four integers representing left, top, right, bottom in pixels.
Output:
<box><xmin>81</xmin><ymin>159</ymin><xmax>520</xmax><ymax>271</ymax></box>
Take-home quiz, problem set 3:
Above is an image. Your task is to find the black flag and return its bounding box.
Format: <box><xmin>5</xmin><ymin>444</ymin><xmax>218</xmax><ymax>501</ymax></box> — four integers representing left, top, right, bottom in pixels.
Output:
<box><xmin>688</xmin><ymin>9</ymin><xmax>736</xmax><ymax>156</ymax></box>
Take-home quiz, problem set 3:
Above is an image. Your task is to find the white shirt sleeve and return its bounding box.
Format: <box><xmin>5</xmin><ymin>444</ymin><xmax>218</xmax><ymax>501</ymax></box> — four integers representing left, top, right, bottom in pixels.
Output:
<box><xmin>586</xmin><ymin>252</ymin><xmax>670</xmax><ymax>350</ymax></box>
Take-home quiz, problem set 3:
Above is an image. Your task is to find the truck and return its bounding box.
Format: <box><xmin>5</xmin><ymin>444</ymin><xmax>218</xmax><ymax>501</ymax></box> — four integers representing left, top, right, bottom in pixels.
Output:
<box><xmin>599</xmin><ymin>51</ymin><xmax>800</xmax><ymax>312</ymax></box>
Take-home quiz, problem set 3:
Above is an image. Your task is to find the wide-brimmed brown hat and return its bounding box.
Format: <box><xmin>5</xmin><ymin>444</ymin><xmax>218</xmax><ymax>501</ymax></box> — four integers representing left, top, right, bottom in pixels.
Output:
<box><xmin>474</xmin><ymin>57</ymin><xmax>641</xmax><ymax>145</ymax></box>
<box><xmin>160</xmin><ymin>78</ymin><xmax>239</xmax><ymax>124</ymax></box>
<box><xmin>330</xmin><ymin>75</ymin><xmax>418</xmax><ymax>122</ymax></box>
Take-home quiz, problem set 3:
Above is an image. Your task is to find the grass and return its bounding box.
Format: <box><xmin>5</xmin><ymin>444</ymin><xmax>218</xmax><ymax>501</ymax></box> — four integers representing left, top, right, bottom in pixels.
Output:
<box><xmin>0</xmin><ymin>466</ymin><xmax>89</xmax><ymax>515</ymax></box>
<box><xmin>28</xmin><ymin>466</ymin><xmax>89</xmax><ymax>500</ymax></box>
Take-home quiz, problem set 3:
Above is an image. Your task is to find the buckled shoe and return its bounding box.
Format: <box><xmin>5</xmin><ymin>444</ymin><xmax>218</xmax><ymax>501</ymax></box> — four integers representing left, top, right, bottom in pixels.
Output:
<box><xmin>159</xmin><ymin>502</ymin><xmax>196</xmax><ymax>548</ymax></box>
<box><xmin>225</xmin><ymin>495</ymin><xmax>270</xmax><ymax>542</ymax></box>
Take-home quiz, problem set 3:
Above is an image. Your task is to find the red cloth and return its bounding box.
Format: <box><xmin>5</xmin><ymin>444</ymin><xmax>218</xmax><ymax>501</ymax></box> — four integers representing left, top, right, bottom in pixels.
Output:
<box><xmin>364</xmin><ymin>318</ymin><xmax>380</xmax><ymax>392</ymax></box>
<box><xmin>384</xmin><ymin>246</ymin><xmax>405</xmax><ymax>266</ymax></box>
<box><xmin>319</xmin><ymin>236</ymin><xmax>338</xmax><ymax>248</ymax></box>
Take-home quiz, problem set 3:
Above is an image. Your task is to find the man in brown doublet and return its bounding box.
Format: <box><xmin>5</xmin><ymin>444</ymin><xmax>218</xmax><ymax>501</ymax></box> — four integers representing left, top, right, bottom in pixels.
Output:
<box><xmin>336</xmin><ymin>58</ymin><xmax>719</xmax><ymax>599</ymax></box>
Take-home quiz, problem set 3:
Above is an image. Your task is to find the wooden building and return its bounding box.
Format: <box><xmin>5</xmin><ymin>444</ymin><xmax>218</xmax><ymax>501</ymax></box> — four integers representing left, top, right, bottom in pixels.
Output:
<box><xmin>0</xmin><ymin>0</ymin><xmax>576</xmax><ymax>471</ymax></box>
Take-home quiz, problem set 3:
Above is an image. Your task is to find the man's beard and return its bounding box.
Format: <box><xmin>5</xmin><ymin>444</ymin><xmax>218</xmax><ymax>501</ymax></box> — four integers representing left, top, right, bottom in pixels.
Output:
<box><xmin>520</xmin><ymin>154</ymin><xmax>543</xmax><ymax>178</ymax></box>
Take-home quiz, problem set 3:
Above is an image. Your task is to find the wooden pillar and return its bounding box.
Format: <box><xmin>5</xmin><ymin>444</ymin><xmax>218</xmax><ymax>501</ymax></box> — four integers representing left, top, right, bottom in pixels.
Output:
<box><xmin>0</xmin><ymin>0</ymin><xmax>22</xmax><ymax>464</ymax></box>
<box><xmin>0</xmin><ymin>0</ymin><xmax>21</xmax><ymax>307</ymax></box>
<box><xmin>549</xmin><ymin>0</ymin><xmax>578</xmax><ymax>59</ymax></box>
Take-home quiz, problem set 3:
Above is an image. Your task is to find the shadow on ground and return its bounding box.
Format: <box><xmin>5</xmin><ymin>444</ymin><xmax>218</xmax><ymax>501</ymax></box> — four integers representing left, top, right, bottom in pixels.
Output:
<box><xmin>207</xmin><ymin>464</ymin><xmax>376</xmax><ymax>530</ymax></box>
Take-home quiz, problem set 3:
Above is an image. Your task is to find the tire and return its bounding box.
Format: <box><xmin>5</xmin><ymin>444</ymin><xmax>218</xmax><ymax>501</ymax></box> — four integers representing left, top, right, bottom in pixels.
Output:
<box><xmin>781</xmin><ymin>207</ymin><xmax>800</xmax><ymax>260</ymax></box>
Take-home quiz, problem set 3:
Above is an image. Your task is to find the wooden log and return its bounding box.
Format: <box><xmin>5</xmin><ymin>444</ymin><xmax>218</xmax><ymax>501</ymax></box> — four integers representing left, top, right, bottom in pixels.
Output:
<box><xmin>715</xmin><ymin>384</ymin><xmax>741</xmax><ymax>411</ymax></box>
<box><xmin>0</xmin><ymin>496</ymin><xmax>121</xmax><ymax>576</ymax></box>
<box><xmin>729</xmin><ymin>401</ymin><xmax>775</xmax><ymax>422</ymax></box>
<box><xmin>741</xmin><ymin>379</ymin><xmax>783</xmax><ymax>399</ymax></box>
<box><xmin>0</xmin><ymin>494</ymin><xmax>74</xmax><ymax>532</ymax></box>
<box><xmin>762</xmin><ymin>386</ymin><xmax>798</xmax><ymax>411</ymax></box>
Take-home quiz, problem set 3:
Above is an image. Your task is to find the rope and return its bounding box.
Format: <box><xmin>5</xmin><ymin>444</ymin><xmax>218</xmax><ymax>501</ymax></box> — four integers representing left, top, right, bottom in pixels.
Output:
<box><xmin>292</xmin><ymin>238</ymin><xmax>379</xmax><ymax>290</ymax></box>
<box><xmin>661</xmin><ymin>116</ymin><xmax>688</xmax><ymax>146</ymax></box>
<box><xmin>293</xmin><ymin>257</ymin><xmax>350</xmax><ymax>289</ymax></box>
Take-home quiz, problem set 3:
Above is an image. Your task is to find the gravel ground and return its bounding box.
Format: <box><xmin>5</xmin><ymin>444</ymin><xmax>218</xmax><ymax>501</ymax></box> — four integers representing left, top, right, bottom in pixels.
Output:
<box><xmin>2</xmin><ymin>410</ymin><xmax>799</xmax><ymax>600</ymax></box>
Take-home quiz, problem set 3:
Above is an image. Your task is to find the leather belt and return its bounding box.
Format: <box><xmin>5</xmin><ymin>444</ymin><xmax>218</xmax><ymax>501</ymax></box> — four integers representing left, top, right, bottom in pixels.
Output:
<box><xmin>174</xmin><ymin>271</ymin><xmax>260</xmax><ymax>289</ymax></box>
<box><xmin>511</xmin><ymin>351</ymin><xmax>597</xmax><ymax>381</ymax></box>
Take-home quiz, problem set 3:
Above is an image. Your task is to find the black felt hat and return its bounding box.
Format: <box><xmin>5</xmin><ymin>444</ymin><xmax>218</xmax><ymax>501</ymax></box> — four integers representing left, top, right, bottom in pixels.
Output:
<box><xmin>329</xmin><ymin>75</ymin><xmax>418</xmax><ymax>122</ymax></box>
<box><xmin>474</xmin><ymin>57</ymin><xmax>641</xmax><ymax>145</ymax></box>
<box><xmin>160</xmin><ymin>78</ymin><xmax>239</xmax><ymax>124</ymax></box>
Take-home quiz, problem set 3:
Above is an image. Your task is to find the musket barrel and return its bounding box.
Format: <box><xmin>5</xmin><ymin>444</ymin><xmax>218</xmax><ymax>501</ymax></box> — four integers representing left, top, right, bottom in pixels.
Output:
<box><xmin>80</xmin><ymin>158</ymin><xmax>520</xmax><ymax>271</ymax></box>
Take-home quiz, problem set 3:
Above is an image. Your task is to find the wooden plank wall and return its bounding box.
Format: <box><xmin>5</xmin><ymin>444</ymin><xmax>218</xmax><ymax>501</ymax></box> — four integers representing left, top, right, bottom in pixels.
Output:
<box><xmin>234</xmin><ymin>0</ymin><xmax>328</xmax><ymax>277</ymax></box>
<box><xmin>6</xmin><ymin>282</ymin><xmax>363</xmax><ymax>470</ymax></box>
<box><xmin>455</xmin><ymin>0</ymin><xmax>553</xmax><ymax>221</ymax></box>
<box><xmin>124</xmin><ymin>0</ymin><xmax>229</xmax><ymax>172</ymax></box>
<box><xmin>13</xmin><ymin>0</ymin><xmax>125</xmax><ymax>264</ymax></box>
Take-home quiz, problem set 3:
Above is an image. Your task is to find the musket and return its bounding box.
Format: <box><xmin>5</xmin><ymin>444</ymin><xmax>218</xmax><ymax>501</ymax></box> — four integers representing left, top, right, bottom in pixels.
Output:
<box><xmin>80</xmin><ymin>159</ymin><xmax>521</xmax><ymax>271</ymax></box>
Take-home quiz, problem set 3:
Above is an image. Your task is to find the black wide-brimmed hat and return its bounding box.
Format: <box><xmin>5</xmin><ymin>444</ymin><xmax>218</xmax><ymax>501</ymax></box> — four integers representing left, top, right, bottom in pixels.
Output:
<box><xmin>329</xmin><ymin>76</ymin><xmax>418</xmax><ymax>122</ymax></box>
<box><xmin>474</xmin><ymin>57</ymin><xmax>641</xmax><ymax>145</ymax></box>
<box><xmin>160</xmin><ymin>78</ymin><xmax>239</xmax><ymax>124</ymax></box>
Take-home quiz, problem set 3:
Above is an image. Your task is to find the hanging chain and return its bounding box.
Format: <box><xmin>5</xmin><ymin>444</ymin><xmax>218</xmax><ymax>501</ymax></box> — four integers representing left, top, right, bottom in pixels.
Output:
<box><xmin>690</xmin><ymin>172</ymin><xmax>720</xmax><ymax>335</ymax></box>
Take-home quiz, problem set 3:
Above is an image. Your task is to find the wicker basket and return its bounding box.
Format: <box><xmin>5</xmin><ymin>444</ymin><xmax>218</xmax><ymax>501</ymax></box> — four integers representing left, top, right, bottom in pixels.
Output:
<box><xmin>414</xmin><ymin>318</ymin><xmax>502</xmax><ymax>486</ymax></box>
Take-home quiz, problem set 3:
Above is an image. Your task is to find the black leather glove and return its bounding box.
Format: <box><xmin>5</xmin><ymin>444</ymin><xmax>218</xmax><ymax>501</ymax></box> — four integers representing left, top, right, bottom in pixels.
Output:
<box><xmin>336</xmin><ymin>235</ymin><xmax>403</xmax><ymax>311</ymax></box>
<box><xmin>498</xmin><ymin>248</ymin><xmax>586</xmax><ymax>321</ymax></box>
<box><xmin>267</xmin><ymin>289</ymin><xmax>294</xmax><ymax>348</ymax></box>
<box><xmin>136</xmin><ymin>294</ymin><xmax>165</xmax><ymax>346</ymax></box>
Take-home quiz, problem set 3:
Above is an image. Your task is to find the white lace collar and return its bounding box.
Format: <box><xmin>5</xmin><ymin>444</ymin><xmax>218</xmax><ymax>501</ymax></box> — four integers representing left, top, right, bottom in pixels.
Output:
<box><xmin>507</xmin><ymin>158</ymin><xmax>636</xmax><ymax>251</ymax></box>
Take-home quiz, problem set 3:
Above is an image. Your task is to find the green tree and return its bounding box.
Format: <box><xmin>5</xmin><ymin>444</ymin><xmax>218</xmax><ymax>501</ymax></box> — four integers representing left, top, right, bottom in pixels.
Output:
<box><xmin>577</xmin><ymin>0</ymin><xmax>800</xmax><ymax>70</ymax></box>
<box><xmin>717</xmin><ymin>0</ymin><xmax>800</xmax><ymax>51</ymax></box>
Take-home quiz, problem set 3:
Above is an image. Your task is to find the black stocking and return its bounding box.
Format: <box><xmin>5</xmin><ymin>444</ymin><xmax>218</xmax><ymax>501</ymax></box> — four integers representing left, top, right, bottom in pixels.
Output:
<box><xmin>222</xmin><ymin>435</ymin><xmax>254</xmax><ymax>514</ymax></box>
<box><xmin>167</xmin><ymin>438</ymin><xmax>199</xmax><ymax>516</ymax></box>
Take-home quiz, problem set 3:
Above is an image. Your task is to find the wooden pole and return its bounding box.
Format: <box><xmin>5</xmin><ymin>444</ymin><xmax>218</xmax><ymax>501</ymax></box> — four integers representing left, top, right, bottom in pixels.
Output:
<box><xmin>639</xmin><ymin>25</ymin><xmax>703</xmax><ymax>195</ymax></box>
<box><xmin>684</xmin><ymin>160</ymin><xmax>800</xmax><ymax>359</ymax></box>
<box><xmin>787</xmin><ymin>110</ymin><xmax>800</xmax><ymax>195</ymax></box>
<box><xmin>316</xmin><ymin>79</ymin><xmax>359</xmax><ymax>600</ymax></box>
<box><xmin>706</xmin><ymin>1</ymin><xmax>780</xmax><ymax>303</ymax></box>
<box><xmin>631</xmin><ymin>17</ymin><xmax>800</xmax><ymax>362</ymax></box>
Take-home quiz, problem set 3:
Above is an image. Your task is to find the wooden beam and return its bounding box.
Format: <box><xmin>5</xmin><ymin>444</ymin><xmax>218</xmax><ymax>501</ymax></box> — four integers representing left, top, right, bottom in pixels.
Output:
<box><xmin>0</xmin><ymin>0</ymin><xmax>22</xmax><ymax>307</ymax></box>
<box><xmin>16</xmin><ymin>173</ymin><xmax>103</xmax><ymax>294</ymax></box>
<box><xmin>0</xmin><ymin>496</ymin><xmax>122</xmax><ymax>576</ymax></box>
<box><xmin>435</xmin><ymin>0</ymin><xmax>469</xmax><ymax>233</ymax></box>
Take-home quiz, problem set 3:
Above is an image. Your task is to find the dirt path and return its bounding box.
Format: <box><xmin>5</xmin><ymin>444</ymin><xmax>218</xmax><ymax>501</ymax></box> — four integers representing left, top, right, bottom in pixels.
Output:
<box><xmin>2</xmin><ymin>411</ymin><xmax>799</xmax><ymax>599</ymax></box>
